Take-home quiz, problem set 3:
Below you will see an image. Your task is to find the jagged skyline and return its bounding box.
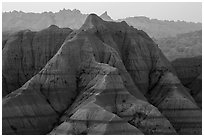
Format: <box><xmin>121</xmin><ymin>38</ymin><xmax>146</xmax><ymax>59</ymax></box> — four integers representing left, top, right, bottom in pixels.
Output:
<box><xmin>2</xmin><ymin>2</ymin><xmax>202</xmax><ymax>23</ymax></box>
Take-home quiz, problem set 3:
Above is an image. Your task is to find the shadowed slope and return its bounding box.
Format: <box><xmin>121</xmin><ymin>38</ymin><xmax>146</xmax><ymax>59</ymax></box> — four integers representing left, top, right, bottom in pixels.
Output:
<box><xmin>2</xmin><ymin>26</ymin><xmax>72</xmax><ymax>96</ymax></box>
<box><xmin>171</xmin><ymin>56</ymin><xmax>202</xmax><ymax>108</ymax></box>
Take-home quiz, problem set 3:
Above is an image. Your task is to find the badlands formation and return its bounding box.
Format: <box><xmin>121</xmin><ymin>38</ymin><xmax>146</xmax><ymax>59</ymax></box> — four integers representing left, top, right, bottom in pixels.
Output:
<box><xmin>2</xmin><ymin>14</ymin><xmax>202</xmax><ymax>135</ymax></box>
<box><xmin>2</xmin><ymin>25</ymin><xmax>72</xmax><ymax>96</ymax></box>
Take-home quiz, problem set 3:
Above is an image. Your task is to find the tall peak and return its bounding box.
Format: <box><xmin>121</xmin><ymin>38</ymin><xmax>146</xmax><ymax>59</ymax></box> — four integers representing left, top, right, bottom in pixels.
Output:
<box><xmin>103</xmin><ymin>11</ymin><xmax>108</xmax><ymax>15</ymax></box>
<box><xmin>100</xmin><ymin>11</ymin><xmax>113</xmax><ymax>21</ymax></box>
<box><xmin>48</xmin><ymin>25</ymin><xmax>59</xmax><ymax>29</ymax></box>
<box><xmin>82</xmin><ymin>14</ymin><xmax>104</xmax><ymax>27</ymax></box>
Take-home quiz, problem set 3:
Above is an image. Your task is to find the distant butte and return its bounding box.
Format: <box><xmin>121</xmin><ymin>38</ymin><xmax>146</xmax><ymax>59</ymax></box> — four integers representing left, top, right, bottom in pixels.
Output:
<box><xmin>100</xmin><ymin>11</ymin><xmax>113</xmax><ymax>21</ymax></box>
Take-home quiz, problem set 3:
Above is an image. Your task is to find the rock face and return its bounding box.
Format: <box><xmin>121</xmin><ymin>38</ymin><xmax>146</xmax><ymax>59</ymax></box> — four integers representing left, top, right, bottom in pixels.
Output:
<box><xmin>2</xmin><ymin>26</ymin><xmax>72</xmax><ymax>96</ymax></box>
<box><xmin>172</xmin><ymin>56</ymin><xmax>202</xmax><ymax>108</ymax></box>
<box><xmin>2</xmin><ymin>30</ymin><xmax>14</xmax><ymax>49</ymax></box>
<box><xmin>2</xmin><ymin>14</ymin><xmax>202</xmax><ymax>135</ymax></box>
<box><xmin>188</xmin><ymin>74</ymin><xmax>202</xmax><ymax>108</ymax></box>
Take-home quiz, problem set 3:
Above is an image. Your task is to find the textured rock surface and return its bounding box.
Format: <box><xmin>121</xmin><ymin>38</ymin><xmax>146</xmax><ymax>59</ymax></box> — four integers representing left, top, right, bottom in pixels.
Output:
<box><xmin>49</xmin><ymin>32</ymin><xmax>175</xmax><ymax>135</ymax></box>
<box><xmin>2</xmin><ymin>30</ymin><xmax>13</xmax><ymax>49</ymax></box>
<box><xmin>147</xmin><ymin>71</ymin><xmax>201</xmax><ymax>134</ymax></box>
<box><xmin>2</xmin><ymin>26</ymin><xmax>72</xmax><ymax>96</ymax></box>
<box><xmin>2</xmin><ymin>14</ymin><xmax>202</xmax><ymax>135</ymax></box>
<box><xmin>171</xmin><ymin>56</ymin><xmax>202</xmax><ymax>108</ymax></box>
<box><xmin>172</xmin><ymin>56</ymin><xmax>201</xmax><ymax>85</ymax></box>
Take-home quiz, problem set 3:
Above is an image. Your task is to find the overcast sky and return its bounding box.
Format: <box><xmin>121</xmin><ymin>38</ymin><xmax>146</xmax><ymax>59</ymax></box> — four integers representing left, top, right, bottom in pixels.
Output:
<box><xmin>2</xmin><ymin>2</ymin><xmax>202</xmax><ymax>23</ymax></box>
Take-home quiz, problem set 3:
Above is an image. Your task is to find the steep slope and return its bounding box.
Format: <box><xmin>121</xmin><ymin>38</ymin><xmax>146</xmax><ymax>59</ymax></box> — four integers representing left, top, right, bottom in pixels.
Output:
<box><xmin>171</xmin><ymin>56</ymin><xmax>202</xmax><ymax>108</ymax></box>
<box><xmin>2</xmin><ymin>14</ymin><xmax>201</xmax><ymax>135</ymax></box>
<box><xmin>156</xmin><ymin>30</ymin><xmax>202</xmax><ymax>61</ymax></box>
<box><xmin>188</xmin><ymin>74</ymin><xmax>202</xmax><ymax>108</ymax></box>
<box><xmin>49</xmin><ymin>28</ymin><xmax>175</xmax><ymax>135</ymax></box>
<box><xmin>2</xmin><ymin>30</ymin><xmax>14</xmax><ymax>49</ymax></box>
<box><xmin>172</xmin><ymin>56</ymin><xmax>201</xmax><ymax>85</ymax></box>
<box><xmin>2</xmin><ymin>25</ymin><xmax>72</xmax><ymax>96</ymax></box>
